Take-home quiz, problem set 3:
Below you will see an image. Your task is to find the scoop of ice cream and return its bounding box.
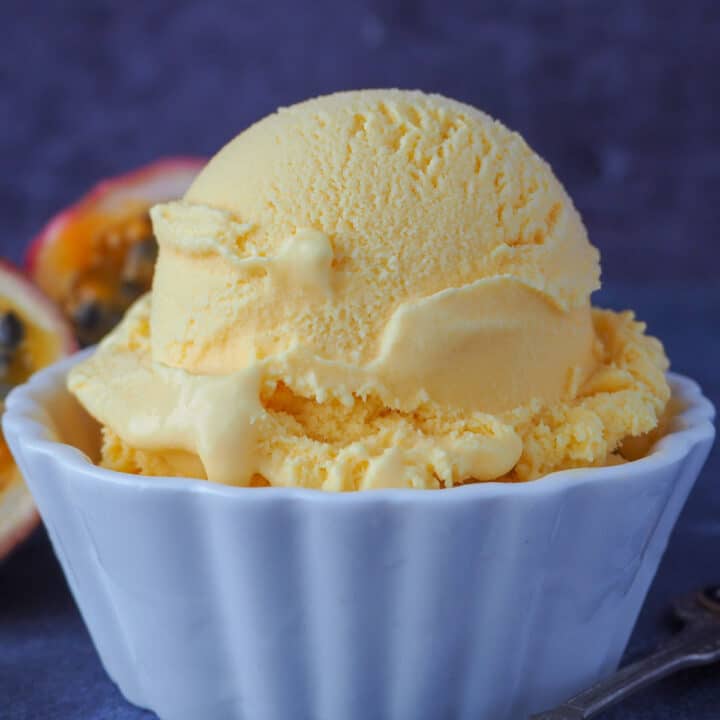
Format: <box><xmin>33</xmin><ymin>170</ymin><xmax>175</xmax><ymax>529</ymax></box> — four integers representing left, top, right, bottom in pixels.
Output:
<box><xmin>68</xmin><ymin>90</ymin><xmax>669</xmax><ymax>490</ymax></box>
<box><xmin>150</xmin><ymin>90</ymin><xmax>599</xmax><ymax>408</ymax></box>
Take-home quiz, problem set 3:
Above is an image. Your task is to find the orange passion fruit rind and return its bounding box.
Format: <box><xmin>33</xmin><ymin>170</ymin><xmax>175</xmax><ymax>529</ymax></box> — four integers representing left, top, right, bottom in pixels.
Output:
<box><xmin>27</xmin><ymin>158</ymin><xmax>204</xmax><ymax>346</ymax></box>
<box><xmin>0</xmin><ymin>261</ymin><xmax>75</xmax><ymax>560</ymax></box>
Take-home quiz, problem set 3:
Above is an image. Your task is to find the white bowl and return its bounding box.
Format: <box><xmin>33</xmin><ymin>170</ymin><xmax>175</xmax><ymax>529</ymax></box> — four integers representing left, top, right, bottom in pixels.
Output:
<box><xmin>3</xmin><ymin>351</ymin><xmax>715</xmax><ymax>720</ymax></box>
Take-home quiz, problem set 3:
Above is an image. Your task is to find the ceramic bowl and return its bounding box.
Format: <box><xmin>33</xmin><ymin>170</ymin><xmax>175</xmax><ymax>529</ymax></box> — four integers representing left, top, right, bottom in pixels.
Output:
<box><xmin>3</xmin><ymin>351</ymin><xmax>714</xmax><ymax>720</ymax></box>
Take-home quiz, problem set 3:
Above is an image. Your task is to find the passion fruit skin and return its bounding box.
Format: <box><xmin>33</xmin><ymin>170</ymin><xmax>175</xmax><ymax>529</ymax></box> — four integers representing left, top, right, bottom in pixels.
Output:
<box><xmin>0</xmin><ymin>260</ymin><xmax>76</xmax><ymax>356</ymax></box>
<box><xmin>25</xmin><ymin>158</ymin><xmax>205</xmax><ymax>273</ymax></box>
<box><xmin>0</xmin><ymin>260</ymin><xmax>76</xmax><ymax>561</ymax></box>
<box><xmin>27</xmin><ymin>158</ymin><xmax>205</xmax><ymax>346</ymax></box>
<box><xmin>0</xmin><ymin>498</ymin><xmax>37</xmax><ymax>562</ymax></box>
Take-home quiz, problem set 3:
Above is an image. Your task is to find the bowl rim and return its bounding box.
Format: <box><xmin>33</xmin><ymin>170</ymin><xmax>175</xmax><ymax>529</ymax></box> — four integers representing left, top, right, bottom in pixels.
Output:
<box><xmin>3</xmin><ymin>349</ymin><xmax>715</xmax><ymax>505</ymax></box>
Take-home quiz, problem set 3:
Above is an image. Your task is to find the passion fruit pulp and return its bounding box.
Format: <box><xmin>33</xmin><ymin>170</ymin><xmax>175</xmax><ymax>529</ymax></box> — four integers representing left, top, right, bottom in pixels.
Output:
<box><xmin>28</xmin><ymin>158</ymin><xmax>204</xmax><ymax>346</ymax></box>
<box><xmin>0</xmin><ymin>261</ymin><xmax>75</xmax><ymax>560</ymax></box>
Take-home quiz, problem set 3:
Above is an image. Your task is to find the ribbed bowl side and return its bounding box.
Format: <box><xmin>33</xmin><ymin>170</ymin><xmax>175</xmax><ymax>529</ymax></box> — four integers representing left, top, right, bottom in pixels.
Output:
<box><xmin>11</xmin><ymin>446</ymin><xmax>707</xmax><ymax>720</ymax></box>
<box><xmin>8</xmin><ymin>429</ymin><xmax>147</xmax><ymax>707</ymax></box>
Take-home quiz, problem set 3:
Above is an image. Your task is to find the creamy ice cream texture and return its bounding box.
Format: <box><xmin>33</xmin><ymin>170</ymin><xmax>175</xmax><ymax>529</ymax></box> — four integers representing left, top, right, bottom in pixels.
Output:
<box><xmin>69</xmin><ymin>90</ymin><xmax>670</xmax><ymax>490</ymax></box>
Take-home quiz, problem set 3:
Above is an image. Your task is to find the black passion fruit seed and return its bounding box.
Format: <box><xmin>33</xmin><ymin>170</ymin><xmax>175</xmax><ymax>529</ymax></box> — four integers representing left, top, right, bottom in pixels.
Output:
<box><xmin>71</xmin><ymin>300</ymin><xmax>125</xmax><ymax>346</ymax></box>
<box><xmin>72</xmin><ymin>301</ymin><xmax>103</xmax><ymax>332</ymax></box>
<box><xmin>0</xmin><ymin>311</ymin><xmax>32</xmax><ymax>386</ymax></box>
<box><xmin>0</xmin><ymin>312</ymin><xmax>25</xmax><ymax>351</ymax></box>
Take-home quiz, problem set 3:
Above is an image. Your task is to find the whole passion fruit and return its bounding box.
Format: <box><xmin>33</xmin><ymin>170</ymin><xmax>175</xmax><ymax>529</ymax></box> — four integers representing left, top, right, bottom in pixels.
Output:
<box><xmin>27</xmin><ymin>158</ymin><xmax>204</xmax><ymax>346</ymax></box>
<box><xmin>0</xmin><ymin>261</ymin><xmax>75</xmax><ymax>560</ymax></box>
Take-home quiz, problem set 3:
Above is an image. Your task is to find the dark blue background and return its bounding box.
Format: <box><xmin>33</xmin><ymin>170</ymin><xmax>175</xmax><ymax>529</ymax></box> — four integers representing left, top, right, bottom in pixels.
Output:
<box><xmin>1</xmin><ymin>2</ymin><xmax>718</xmax><ymax>718</ymax></box>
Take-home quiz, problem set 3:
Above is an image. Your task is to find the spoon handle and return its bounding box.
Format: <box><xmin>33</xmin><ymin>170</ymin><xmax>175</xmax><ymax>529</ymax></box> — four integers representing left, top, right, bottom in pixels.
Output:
<box><xmin>530</xmin><ymin>623</ymin><xmax>720</xmax><ymax>720</ymax></box>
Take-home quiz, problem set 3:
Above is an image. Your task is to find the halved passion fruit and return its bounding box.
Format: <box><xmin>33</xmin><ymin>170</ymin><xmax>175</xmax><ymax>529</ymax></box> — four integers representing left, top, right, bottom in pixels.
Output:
<box><xmin>0</xmin><ymin>262</ymin><xmax>75</xmax><ymax>560</ymax></box>
<box><xmin>27</xmin><ymin>158</ymin><xmax>204</xmax><ymax>346</ymax></box>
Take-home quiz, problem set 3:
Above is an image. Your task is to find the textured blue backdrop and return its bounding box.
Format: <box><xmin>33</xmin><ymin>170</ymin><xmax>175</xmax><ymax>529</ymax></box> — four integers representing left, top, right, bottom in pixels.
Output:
<box><xmin>1</xmin><ymin>1</ymin><xmax>718</xmax><ymax>718</ymax></box>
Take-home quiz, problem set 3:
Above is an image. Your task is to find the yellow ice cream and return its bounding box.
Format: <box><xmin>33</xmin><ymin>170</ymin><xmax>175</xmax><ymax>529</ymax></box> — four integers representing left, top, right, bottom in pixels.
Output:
<box><xmin>68</xmin><ymin>90</ymin><xmax>670</xmax><ymax>490</ymax></box>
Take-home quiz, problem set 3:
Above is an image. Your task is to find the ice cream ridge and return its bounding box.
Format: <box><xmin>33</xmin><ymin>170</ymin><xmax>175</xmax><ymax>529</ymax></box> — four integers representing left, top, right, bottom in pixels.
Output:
<box><xmin>68</xmin><ymin>90</ymin><xmax>670</xmax><ymax>491</ymax></box>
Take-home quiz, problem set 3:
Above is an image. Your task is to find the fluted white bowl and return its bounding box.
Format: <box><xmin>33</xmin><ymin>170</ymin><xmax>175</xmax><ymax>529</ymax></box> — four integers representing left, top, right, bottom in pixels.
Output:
<box><xmin>3</xmin><ymin>351</ymin><xmax>715</xmax><ymax>720</ymax></box>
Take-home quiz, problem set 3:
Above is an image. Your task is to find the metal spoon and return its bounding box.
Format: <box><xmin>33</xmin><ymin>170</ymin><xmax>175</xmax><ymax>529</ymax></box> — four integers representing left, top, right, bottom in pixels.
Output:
<box><xmin>531</xmin><ymin>586</ymin><xmax>720</xmax><ymax>719</ymax></box>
